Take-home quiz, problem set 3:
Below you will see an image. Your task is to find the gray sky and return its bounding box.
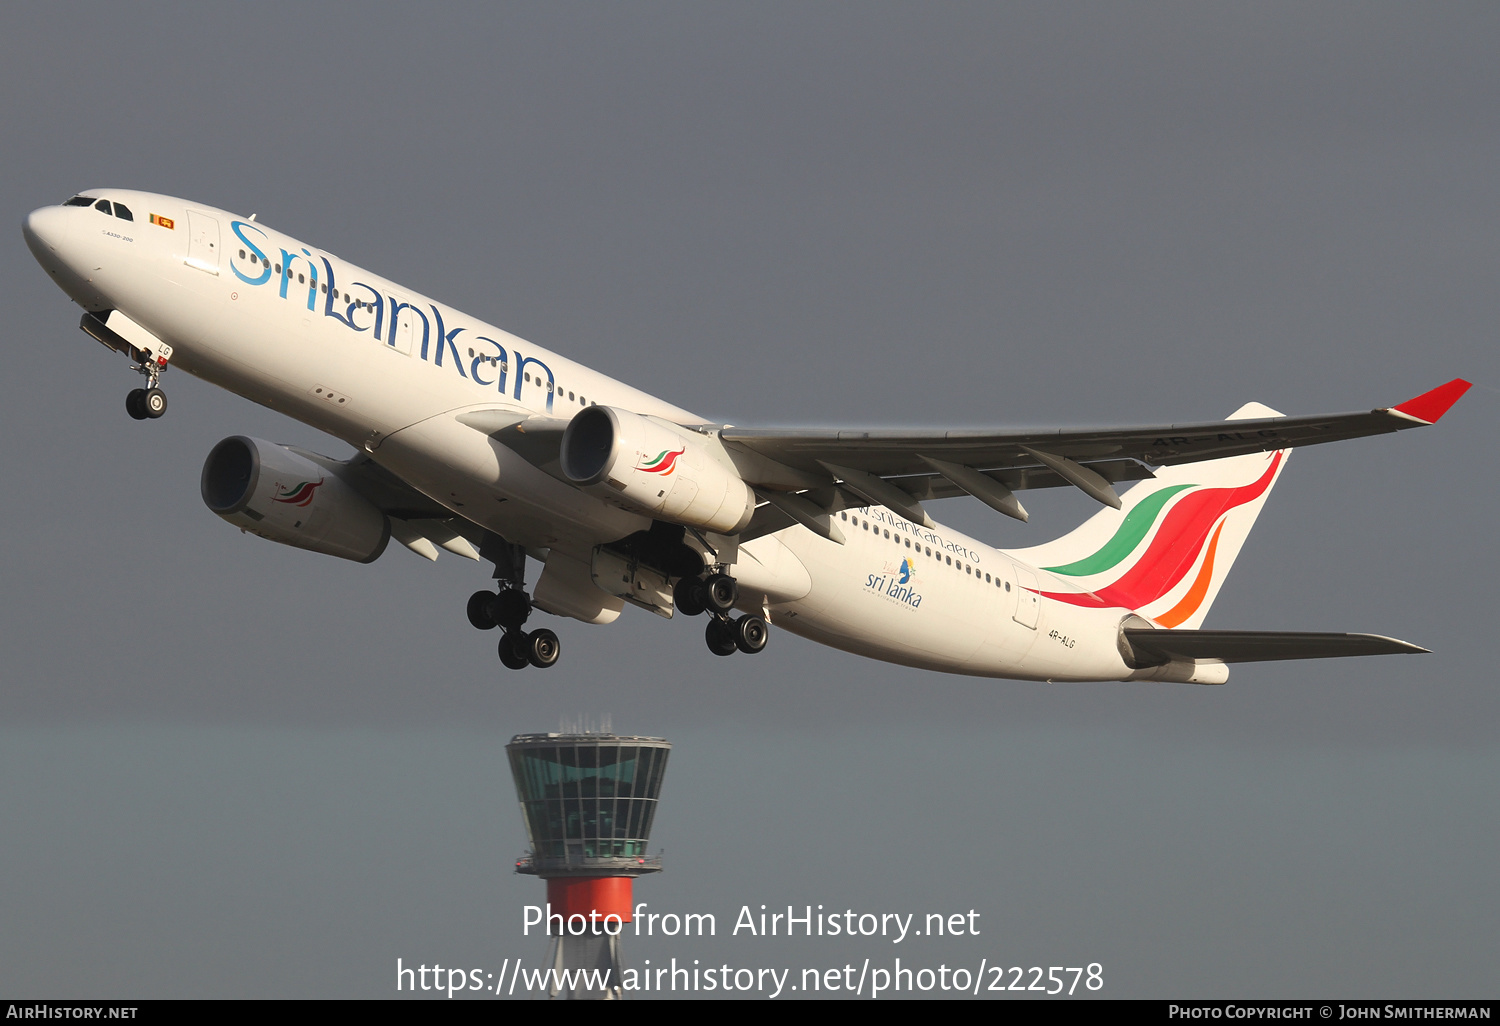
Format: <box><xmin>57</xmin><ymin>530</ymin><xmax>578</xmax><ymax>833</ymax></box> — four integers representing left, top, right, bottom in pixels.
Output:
<box><xmin>1</xmin><ymin>2</ymin><xmax>1496</xmax><ymax>998</ymax></box>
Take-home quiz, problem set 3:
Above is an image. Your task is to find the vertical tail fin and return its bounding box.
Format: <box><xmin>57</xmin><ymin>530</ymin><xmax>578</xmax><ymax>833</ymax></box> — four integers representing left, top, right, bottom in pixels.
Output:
<box><xmin>1009</xmin><ymin>402</ymin><xmax>1290</xmax><ymax>628</ymax></box>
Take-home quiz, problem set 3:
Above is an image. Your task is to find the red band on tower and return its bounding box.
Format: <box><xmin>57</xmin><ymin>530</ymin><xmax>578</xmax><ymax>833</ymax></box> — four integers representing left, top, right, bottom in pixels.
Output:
<box><xmin>546</xmin><ymin>876</ymin><xmax>636</xmax><ymax>922</ymax></box>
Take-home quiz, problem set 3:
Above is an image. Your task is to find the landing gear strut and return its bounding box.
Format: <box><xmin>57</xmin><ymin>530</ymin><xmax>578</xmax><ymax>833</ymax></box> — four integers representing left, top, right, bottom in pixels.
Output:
<box><xmin>677</xmin><ymin>569</ymin><xmax>769</xmax><ymax>657</ymax></box>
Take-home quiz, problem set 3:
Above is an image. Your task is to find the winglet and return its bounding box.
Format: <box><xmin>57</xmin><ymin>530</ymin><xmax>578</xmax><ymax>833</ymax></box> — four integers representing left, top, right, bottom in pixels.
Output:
<box><xmin>1391</xmin><ymin>378</ymin><xmax>1472</xmax><ymax>424</ymax></box>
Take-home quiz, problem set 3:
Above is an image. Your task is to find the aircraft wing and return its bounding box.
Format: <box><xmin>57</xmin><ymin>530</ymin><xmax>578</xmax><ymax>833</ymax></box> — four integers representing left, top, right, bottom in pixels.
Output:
<box><xmin>1122</xmin><ymin>629</ymin><xmax>1429</xmax><ymax>664</ymax></box>
<box><xmin>719</xmin><ymin>379</ymin><xmax>1470</xmax><ymax>528</ymax></box>
<box><xmin>299</xmin><ymin>447</ymin><xmax>499</xmax><ymax>562</ymax></box>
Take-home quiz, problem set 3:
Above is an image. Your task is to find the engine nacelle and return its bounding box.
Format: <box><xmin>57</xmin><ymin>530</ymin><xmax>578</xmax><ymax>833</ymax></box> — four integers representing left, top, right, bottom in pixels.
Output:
<box><xmin>560</xmin><ymin>407</ymin><xmax>756</xmax><ymax>534</ymax></box>
<box><xmin>201</xmin><ymin>436</ymin><xmax>390</xmax><ymax>563</ymax></box>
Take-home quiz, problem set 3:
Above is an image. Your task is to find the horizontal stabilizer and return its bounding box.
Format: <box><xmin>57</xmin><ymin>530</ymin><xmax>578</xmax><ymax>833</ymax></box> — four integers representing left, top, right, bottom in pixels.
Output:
<box><xmin>1123</xmin><ymin>628</ymin><xmax>1428</xmax><ymax>665</ymax></box>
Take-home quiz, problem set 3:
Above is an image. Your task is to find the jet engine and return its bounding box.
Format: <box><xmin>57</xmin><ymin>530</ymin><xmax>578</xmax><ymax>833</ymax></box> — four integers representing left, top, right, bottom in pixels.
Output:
<box><xmin>200</xmin><ymin>436</ymin><xmax>390</xmax><ymax>563</ymax></box>
<box><xmin>560</xmin><ymin>407</ymin><xmax>756</xmax><ymax>534</ymax></box>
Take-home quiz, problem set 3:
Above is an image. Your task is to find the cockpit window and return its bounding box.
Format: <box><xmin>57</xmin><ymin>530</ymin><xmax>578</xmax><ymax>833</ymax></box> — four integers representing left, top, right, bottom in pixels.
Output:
<box><xmin>94</xmin><ymin>199</ymin><xmax>112</xmax><ymax>215</ymax></box>
<box><xmin>113</xmin><ymin>203</ymin><xmax>133</xmax><ymax>221</ymax></box>
<box><xmin>64</xmin><ymin>195</ymin><xmax>96</xmax><ymax>207</ymax></box>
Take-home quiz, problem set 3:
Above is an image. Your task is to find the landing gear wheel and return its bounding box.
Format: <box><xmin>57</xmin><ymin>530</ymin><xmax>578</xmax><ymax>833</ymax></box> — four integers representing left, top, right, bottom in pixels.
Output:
<box><xmin>674</xmin><ymin>576</ymin><xmax>707</xmax><ymax>617</ymax></box>
<box><xmin>734</xmin><ymin>614</ymin><xmax>769</xmax><ymax>654</ymax></box>
<box><xmin>467</xmin><ymin>590</ymin><xmax>498</xmax><ymax>630</ymax></box>
<box><xmin>142</xmin><ymin>387</ymin><xmax>167</xmax><ymax>418</ymax></box>
<box><xmin>704</xmin><ymin>573</ymin><xmax>738</xmax><ymax>615</ymax></box>
<box><xmin>498</xmin><ymin>630</ymin><xmax>531</xmax><ymax>669</ymax></box>
<box><xmin>126</xmin><ymin>389</ymin><xmax>148</xmax><ymax>420</ymax></box>
<box><xmin>527</xmin><ymin>628</ymin><xmax>560</xmax><ymax>669</ymax></box>
<box><xmin>493</xmin><ymin>589</ymin><xmax>531</xmax><ymax>630</ymax></box>
<box><xmin>705</xmin><ymin>617</ymin><xmax>738</xmax><ymax>657</ymax></box>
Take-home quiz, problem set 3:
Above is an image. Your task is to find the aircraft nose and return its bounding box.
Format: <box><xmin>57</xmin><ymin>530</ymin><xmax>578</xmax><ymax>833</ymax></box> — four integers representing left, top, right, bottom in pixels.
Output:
<box><xmin>22</xmin><ymin>205</ymin><xmax>66</xmax><ymax>263</ymax></box>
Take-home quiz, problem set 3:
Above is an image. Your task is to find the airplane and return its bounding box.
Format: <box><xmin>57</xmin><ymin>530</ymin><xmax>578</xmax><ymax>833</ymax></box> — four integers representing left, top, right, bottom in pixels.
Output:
<box><xmin>22</xmin><ymin>189</ymin><xmax>1471</xmax><ymax>682</ymax></box>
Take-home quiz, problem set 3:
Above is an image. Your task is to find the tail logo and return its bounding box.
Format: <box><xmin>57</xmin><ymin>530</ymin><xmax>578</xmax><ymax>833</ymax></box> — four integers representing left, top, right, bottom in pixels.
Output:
<box><xmin>637</xmin><ymin>448</ymin><xmax>685</xmax><ymax>475</ymax></box>
<box><xmin>273</xmin><ymin>479</ymin><xmax>324</xmax><ymax>507</ymax></box>
<box><xmin>1039</xmin><ymin>451</ymin><xmax>1284</xmax><ymax>617</ymax></box>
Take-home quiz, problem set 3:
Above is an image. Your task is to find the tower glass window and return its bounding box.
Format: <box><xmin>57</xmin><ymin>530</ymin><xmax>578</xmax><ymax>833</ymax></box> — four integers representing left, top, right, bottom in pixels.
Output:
<box><xmin>507</xmin><ymin>734</ymin><xmax>671</xmax><ymax>869</ymax></box>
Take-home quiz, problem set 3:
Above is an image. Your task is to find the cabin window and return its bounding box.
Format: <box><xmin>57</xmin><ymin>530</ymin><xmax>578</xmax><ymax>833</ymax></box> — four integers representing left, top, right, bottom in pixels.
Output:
<box><xmin>275</xmin><ymin>264</ymin><xmax>282</xmax><ymax>274</ymax></box>
<box><xmin>985</xmin><ymin>573</ymin><xmax>991</xmax><ymax>582</ymax></box>
<box><xmin>94</xmin><ymin>199</ymin><xmax>112</xmax><ymax>215</ymax></box>
<box><xmin>321</xmin><ymin>283</ymin><xmax>327</xmax><ymax>293</ymax></box>
<box><xmin>945</xmin><ymin>556</ymin><xmax>952</xmax><ymax>566</ymax></box>
<box><xmin>840</xmin><ymin>512</ymin><xmax>847</xmax><ymax>521</ymax></box>
<box><xmin>569</xmin><ymin>391</ymin><xmax>575</xmax><ymax>400</ymax></box>
<box><xmin>113</xmin><ymin>203</ymin><xmax>133</xmax><ymax>221</ymax></box>
<box><xmin>298</xmin><ymin>273</ymin><xmax>305</xmax><ymax>284</ymax></box>
<box><xmin>524</xmin><ymin>373</ymin><xmax>531</xmax><ymax>383</ymax></box>
<box><xmin>580</xmin><ymin>396</ymin><xmax>586</xmax><ymax>405</ymax></box>
<box><xmin>1005</xmin><ymin>582</ymin><xmax>1011</xmax><ymax>591</ymax></box>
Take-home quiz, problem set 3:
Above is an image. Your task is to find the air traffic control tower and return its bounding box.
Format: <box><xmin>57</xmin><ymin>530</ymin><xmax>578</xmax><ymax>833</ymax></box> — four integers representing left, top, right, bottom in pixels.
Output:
<box><xmin>507</xmin><ymin>732</ymin><xmax>671</xmax><ymax>1000</ymax></box>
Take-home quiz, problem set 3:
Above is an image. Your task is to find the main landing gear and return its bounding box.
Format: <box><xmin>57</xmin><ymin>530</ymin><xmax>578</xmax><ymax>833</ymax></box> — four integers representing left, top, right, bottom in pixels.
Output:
<box><xmin>468</xmin><ymin>587</ymin><xmax>560</xmax><ymax>670</ymax></box>
<box><xmin>674</xmin><ymin>571</ymin><xmax>769</xmax><ymax>657</ymax></box>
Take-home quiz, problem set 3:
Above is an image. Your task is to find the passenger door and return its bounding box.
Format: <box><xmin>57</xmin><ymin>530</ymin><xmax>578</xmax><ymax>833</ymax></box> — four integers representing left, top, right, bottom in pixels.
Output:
<box><xmin>1012</xmin><ymin>565</ymin><xmax>1040</xmax><ymax>629</ymax></box>
<box><xmin>184</xmin><ymin>210</ymin><xmax>220</xmax><ymax>274</ymax></box>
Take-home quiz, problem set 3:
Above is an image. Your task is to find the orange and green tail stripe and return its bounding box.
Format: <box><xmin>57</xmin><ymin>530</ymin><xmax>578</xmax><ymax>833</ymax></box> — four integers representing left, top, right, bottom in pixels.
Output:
<box><xmin>1038</xmin><ymin>451</ymin><xmax>1283</xmax><ymax>614</ymax></box>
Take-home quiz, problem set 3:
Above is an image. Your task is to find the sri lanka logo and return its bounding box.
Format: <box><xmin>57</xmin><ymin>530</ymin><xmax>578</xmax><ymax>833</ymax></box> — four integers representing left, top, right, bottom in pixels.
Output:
<box><xmin>637</xmin><ymin>448</ymin><xmax>685</xmax><ymax>475</ymax></box>
<box><xmin>866</xmin><ymin>558</ymin><xmax>921</xmax><ymax>608</ymax></box>
<box><xmin>273</xmin><ymin>479</ymin><xmax>324</xmax><ymax>507</ymax></box>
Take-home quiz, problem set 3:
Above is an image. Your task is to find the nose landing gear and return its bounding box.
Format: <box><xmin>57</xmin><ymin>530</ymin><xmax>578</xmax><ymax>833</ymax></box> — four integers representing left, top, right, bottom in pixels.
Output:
<box><xmin>78</xmin><ymin>312</ymin><xmax>174</xmax><ymax>421</ymax></box>
<box><xmin>125</xmin><ymin>344</ymin><xmax>172</xmax><ymax>420</ymax></box>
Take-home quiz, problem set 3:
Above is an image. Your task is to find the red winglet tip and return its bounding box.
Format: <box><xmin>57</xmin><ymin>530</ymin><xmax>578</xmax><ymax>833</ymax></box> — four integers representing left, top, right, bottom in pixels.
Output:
<box><xmin>1393</xmin><ymin>378</ymin><xmax>1472</xmax><ymax>424</ymax></box>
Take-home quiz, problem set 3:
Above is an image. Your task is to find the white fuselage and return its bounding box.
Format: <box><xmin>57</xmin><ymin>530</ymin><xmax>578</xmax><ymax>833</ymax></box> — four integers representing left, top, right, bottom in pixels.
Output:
<box><xmin>25</xmin><ymin>190</ymin><xmax>1143</xmax><ymax>681</ymax></box>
